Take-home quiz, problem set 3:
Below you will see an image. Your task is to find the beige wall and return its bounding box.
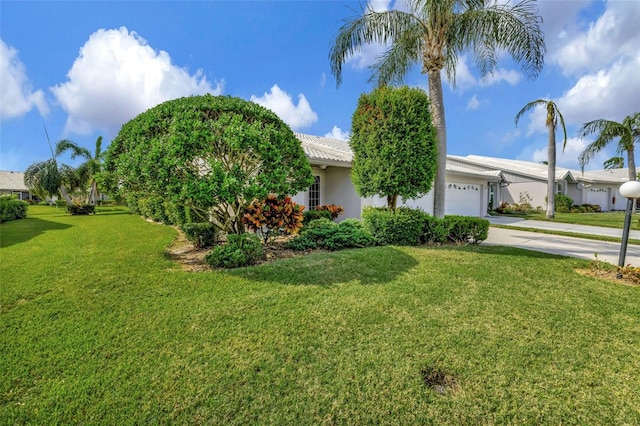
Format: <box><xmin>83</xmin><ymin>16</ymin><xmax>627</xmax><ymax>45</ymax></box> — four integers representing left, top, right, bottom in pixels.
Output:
<box><xmin>323</xmin><ymin>166</ymin><xmax>361</xmax><ymax>221</ymax></box>
<box><xmin>504</xmin><ymin>181</ymin><xmax>547</xmax><ymax>209</ymax></box>
<box><xmin>291</xmin><ymin>166</ymin><xmax>361</xmax><ymax>221</ymax></box>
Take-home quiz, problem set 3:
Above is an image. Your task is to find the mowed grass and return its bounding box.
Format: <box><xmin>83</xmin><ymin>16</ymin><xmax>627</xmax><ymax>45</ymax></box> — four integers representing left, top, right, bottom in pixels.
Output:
<box><xmin>1</xmin><ymin>206</ymin><xmax>640</xmax><ymax>424</ymax></box>
<box><xmin>527</xmin><ymin>210</ymin><xmax>640</xmax><ymax>229</ymax></box>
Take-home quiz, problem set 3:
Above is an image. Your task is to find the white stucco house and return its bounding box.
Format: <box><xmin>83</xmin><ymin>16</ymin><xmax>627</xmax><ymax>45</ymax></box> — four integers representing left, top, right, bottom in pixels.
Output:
<box><xmin>448</xmin><ymin>155</ymin><xmax>630</xmax><ymax>212</ymax></box>
<box><xmin>0</xmin><ymin>171</ymin><xmax>39</xmax><ymax>201</ymax></box>
<box><xmin>291</xmin><ymin>134</ymin><xmax>632</xmax><ymax>218</ymax></box>
<box><xmin>291</xmin><ymin>133</ymin><xmax>506</xmax><ymax>219</ymax></box>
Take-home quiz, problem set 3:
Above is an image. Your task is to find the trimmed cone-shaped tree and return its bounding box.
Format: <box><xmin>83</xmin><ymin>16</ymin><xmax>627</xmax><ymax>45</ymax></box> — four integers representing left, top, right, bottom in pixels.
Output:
<box><xmin>350</xmin><ymin>86</ymin><xmax>437</xmax><ymax>210</ymax></box>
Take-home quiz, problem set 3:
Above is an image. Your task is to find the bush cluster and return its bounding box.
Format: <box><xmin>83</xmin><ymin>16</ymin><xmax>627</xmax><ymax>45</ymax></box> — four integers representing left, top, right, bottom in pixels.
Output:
<box><xmin>205</xmin><ymin>233</ymin><xmax>264</xmax><ymax>268</ymax></box>
<box><xmin>362</xmin><ymin>207</ymin><xmax>489</xmax><ymax>245</ymax></box>
<box><xmin>0</xmin><ymin>195</ymin><xmax>28</xmax><ymax>223</ymax></box>
<box><xmin>555</xmin><ymin>194</ymin><xmax>574</xmax><ymax>213</ymax></box>
<box><xmin>242</xmin><ymin>195</ymin><xmax>304</xmax><ymax>243</ymax></box>
<box><xmin>302</xmin><ymin>209</ymin><xmax>332</xmax><ymax>225</ymax></box>
<box><xmin>362</xmin><ymin>207</ymin><xmax>427</xmax><ymax>245</ymax></box>
<box><xmin>66</xmin><ymin>204</ymin><xmax>95</xmax><ymax>215</ymax></box>
<box><xmin>571</xmin><ymin>203</ymin><xmax>601</xmax><ymax>213</ymax></box>
<box><xmin>314</xmin><ymin>204</ymin><xmax>345</xmax><ymax>220</ymax></box>
<box><xmin>286</xmin><ymin>218</ymin><xmax>375</xmax><ymax>251</ymax></box>
<box><xmin>182</xmin><ymin>222</ymin><xmax>220</xmax><ymax>248</ymax></box>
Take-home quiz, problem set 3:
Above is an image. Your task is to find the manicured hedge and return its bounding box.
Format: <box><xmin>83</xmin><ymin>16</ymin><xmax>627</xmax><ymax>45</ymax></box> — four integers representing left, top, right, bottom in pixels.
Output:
<box><xmin>361</xmin><ymin>207</ymin><xmax>428</xmax><ymax>246</ymax></box>
<box><xmin>362</xmin><ymin>206</ymin><xmax>489</xmax><ymax>246</ymax></box>
<box><xmin>286</xmin><ymin>218</ymin><xmax>375</xmax><ymax>251</ymax></box>
<box><xmin>0</xmin><ymin>196</ymin><xmax>28</xmax><ymax>223</ymax></box>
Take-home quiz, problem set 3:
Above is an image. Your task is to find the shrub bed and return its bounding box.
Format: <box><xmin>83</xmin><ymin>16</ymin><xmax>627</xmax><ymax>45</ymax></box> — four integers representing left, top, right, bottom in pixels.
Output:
<box><xmin>0</xmin><ymin>195</ymin><xmax>28</xmax><ymax>223</ymax></box>
<box><xmin>66</xmin><ymin>204</ymin><xmax>96</xmax><ymax>216</ymax></box>
<box><xmin>362</xmin><ymin>207</ymin><xmax>428</xmax><ymax>246</ymax></box>
<box><xmin>286</xmin><ymin>218</ymin><xmax>375</xmax><ymax>251</ymax></box>
<box><xmin>182</xmin><ymin>222</ymin><xmax>220</xmax><ymax>248</ymax></box>
<box><xmin>205</xmin><ymin>233</ymin><xmax>264</xmax><ymax>268</ymax></box>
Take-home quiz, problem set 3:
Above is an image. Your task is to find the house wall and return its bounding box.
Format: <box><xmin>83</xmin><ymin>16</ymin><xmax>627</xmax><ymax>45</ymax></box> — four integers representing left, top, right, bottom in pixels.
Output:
<box><xmin>503</xmin><ymin>181</ymin><xmax>547</xmax><ymax>209</ymax></box>
<box><xmin>291</xmin><ymin>166</ymin><xmax>362</xmax><ymax>221</ymax></box>
<box><xmin>323</xmin><ymin>166</ymin><xmax>361</xmax><ymax>221</ymax></box>
<box><xmin>566</xmin><ymin>183</ymin><xmax>582</xmax><ymax>205</ymax></box>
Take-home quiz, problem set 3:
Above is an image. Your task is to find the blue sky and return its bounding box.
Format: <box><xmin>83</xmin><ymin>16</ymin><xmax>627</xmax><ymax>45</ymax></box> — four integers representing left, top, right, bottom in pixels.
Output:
<box><xmin>1</xmin><ymin>0</ymin><xmax>639</xmax><ymax>173</ymax></box>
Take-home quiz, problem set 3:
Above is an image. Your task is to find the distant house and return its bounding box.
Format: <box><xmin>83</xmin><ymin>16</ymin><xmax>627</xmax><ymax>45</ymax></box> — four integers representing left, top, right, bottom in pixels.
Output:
<box><xmin>0</xmin><ymin>171</ymin><xmax>40</xmax><ymax>201</ymax></box>
<box><xmin>448</xmin><ymin>155</ymin><xmax>629</xmax><ymax>211</ymax></box>
<box><xmin>291</xmin><ymin>133</ymin><xmax>506</xmax><ymax>218</ymax></box>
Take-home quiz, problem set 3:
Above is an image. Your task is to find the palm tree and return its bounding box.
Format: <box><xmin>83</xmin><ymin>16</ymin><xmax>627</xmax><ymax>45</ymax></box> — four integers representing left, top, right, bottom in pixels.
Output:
<box><xmin>515</xmin><ymin>100</ymin><xmax>567</xmax><ymax>219</ymax></box>
<box><xmin>603</xmin><ymin>156</ymin><xmax>624</xmax><ymax>170</ymax></box>
<box><xmin>578</xmin><ymin>113</ymin><xmax>640</xmax><ymax>182</ymax></box>
<box><xmin>329</xmin><ymin>0</ymin><xmax>545</xmax><ymax>217</ymax></box>
<box><xmin>57</xmin><ymin>136</ymin><xmax>104</xmax><ymax>204</ymax></box>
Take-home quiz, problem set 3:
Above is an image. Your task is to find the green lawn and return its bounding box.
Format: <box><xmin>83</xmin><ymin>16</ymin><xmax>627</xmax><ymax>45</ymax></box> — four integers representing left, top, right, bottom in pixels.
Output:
<box><xmin>526</xmin><ymin>210</ymin><xmax>640</xmax><ymax>229</ymax></box>
<box><xmin>2</xmin><ymin>206</ymin><xmax>639</xmax><ymax>424</ymax></box>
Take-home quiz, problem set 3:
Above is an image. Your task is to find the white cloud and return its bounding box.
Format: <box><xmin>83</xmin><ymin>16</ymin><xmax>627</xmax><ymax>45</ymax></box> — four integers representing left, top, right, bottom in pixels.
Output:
<box><xmin>453</xmin><ymin>56</ymin><xmax>521</xmax><ymax>90</ymax></box>
<box><xmin>0</xmin><ymin>39</ymin><xmax>48</xmax><ymax>119</ymax></box>
<box><xmin>552</xmin><ymin>0</ymin><xmax>640</xmax><ymax>77</ymax></box>
<box><xmin>523</xmin><ymin>137</ymin><xmax>611</xmax><ymax>171</ymax></box>
<box><xmin>51</xmin><ymin>27</ymin><xmax>222</xmax><ymax>135</ymax></box>
<box><xmin>481</xmin><ymin>68</ymin><xmax>521</xmax><ymax>86</ymax></box>
<box><xmin>324</xmin><ymin>126</ymin><xmax>350</xmax><ymax>140</ymax></box>
<box><xmin>466</xmin><ymin>94</ymin><xmax>480</xmax><ymax>110</ymax></box>
<box><xmin>250</xmin><ymin>84</ymin><xmax>318</xmax><ymax>130</ymax></box>
<box><xmin>557</xmin><ymin>55</ymin><xmax>640</xmax><ymax>125</ymax></box>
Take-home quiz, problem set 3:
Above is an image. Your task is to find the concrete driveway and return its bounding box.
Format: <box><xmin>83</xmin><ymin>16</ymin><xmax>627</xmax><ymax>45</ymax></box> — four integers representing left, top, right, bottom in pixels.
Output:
<box><xmin>484</xmin><ymin>216</ymin><xmax>640</xmax><ymax>266</ymax></box>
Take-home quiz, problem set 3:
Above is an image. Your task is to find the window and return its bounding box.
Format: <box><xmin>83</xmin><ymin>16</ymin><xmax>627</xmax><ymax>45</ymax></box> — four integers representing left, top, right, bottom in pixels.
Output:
<box><xmin>309</xmin><ymin>175</ymin><xmax>321</xmax><ymax>209</ymax></box>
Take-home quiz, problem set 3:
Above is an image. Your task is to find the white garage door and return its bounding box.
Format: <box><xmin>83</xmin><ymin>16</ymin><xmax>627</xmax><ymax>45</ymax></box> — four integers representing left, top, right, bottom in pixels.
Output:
<box><xmin>446</xmin><ymin>182</ymin><xmax>482</xmax><ymax>216</ymax></box>
<box><xmin>585</xmin><ymin>187</ymin><xmax>609</xmax><ymax>209</ymax></box>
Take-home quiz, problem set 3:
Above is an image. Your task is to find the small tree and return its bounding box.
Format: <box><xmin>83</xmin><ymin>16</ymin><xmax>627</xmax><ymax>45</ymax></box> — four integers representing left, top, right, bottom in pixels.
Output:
<box><xmin>350</xmin><ymin>86</ymin><xmax>437</xmax><ymax>210</ymax></box>
<box><xmin>103</xmin><ymin>95</ymin><xmax>314</xmax><ymax>233</ymax></box>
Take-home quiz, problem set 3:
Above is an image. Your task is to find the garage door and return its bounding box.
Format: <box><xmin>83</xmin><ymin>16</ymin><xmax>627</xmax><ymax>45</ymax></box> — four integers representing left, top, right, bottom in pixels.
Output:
<box><xmin>585</xmin><ymin>187</ymin><xmax>609</xmax><ymax>209</ymax></box>
<box><xmin>446</xmin><ymin>182</ymin><xmax>482</xmax><ymax>216</ymax></box>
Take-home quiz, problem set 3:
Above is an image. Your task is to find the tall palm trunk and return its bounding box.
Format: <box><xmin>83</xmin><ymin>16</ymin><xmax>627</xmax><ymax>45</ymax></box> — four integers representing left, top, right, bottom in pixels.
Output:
<box><xmin>627</xmin><ymin>144</ymin><xmax>637</xmax><ymax>181</ymax></box>
<box><xmin>88</xmin><ymin>180</ymin><xmax>100</xmax><ymax>205</ymax></box>
<box><xmin>59</xmin><ymin>184</ymin><xmax>73</xmax><ymax>205</ymax></box>
<box><xmin>428</xmin><ymin>69</ymin><xmax>447</xmax><ymax>218</ymax></box>
<box><xmin>546</xmin><ymin>125</ymin><xmax>556</xmax><ymax>219</ymax></box>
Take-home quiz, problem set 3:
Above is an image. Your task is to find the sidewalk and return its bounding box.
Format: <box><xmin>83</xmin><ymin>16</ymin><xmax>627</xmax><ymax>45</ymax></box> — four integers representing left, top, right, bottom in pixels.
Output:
<box><xmin>484</xmin><ymin>217</ymin><xmax>640</xmax><ymax>266</ymax></box>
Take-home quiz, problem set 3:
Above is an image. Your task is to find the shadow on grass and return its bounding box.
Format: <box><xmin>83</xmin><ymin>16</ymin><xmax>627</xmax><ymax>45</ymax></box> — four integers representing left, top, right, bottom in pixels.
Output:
<box><xmin>0</xmin><ymin>217</ymin><xmax>72</xmax><ymax>248</ymax></box>
<box><xmin>95</xmin><ymin>207</ymin><xmax>132</xmax><ymax>216</ymax></box>
<box><xmin>229</xmin><ymin>245</ymin><xmax>419</xmax><ymax>286</ymax></box>
<box><xmin>465</xmin><ymin>244</ymin><xmax>575</xmax><ymax>260</ymax></box>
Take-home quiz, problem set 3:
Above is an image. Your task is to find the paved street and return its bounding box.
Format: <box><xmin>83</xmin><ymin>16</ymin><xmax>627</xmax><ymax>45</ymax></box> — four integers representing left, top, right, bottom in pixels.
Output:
<box><xmin>484</xmin><ymin>217</ymin><xmax>640</xmax><ymax>266</ymax></box>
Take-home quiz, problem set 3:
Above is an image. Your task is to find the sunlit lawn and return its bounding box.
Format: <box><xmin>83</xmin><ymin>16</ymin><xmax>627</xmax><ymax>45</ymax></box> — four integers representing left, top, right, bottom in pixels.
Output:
<box><xmin>1</xmin><ymin>206</ymin><xmax>639</xmax><ymax>424</ymax></box>
<box><xmin>527</xmin><ymin>210</ymin><xmax>639</xmax><ymax>229</ymax></box>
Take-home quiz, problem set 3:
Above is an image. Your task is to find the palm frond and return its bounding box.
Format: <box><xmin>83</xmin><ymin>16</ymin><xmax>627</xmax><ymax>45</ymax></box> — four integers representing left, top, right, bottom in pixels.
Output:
<box><xmin>55</xmin><ymin>139</ymin><xmax>91</xmax><ymax>160</ymax></box>
<box><xmin>514</xmin><ymin>99</ymin><xmax>546</xmax><ymax>127</ymax></box>
<box><xmin>329</xmin><ymin>9</ymin><xmax>422</xmax><ymax>86</ymax></box>
<box><xmin>455</xmin><ymin>0</ymin><xmax>545</xmax><ymax>81</ymax></box>
<box><xmin>369</xmin><ymin>22</ymin><xmax>424</xmax><ymax>86</ymax></box>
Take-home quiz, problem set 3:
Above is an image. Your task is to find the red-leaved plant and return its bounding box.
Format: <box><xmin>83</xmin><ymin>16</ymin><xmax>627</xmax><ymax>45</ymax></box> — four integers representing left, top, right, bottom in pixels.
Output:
<box><xmin>315</xmin><ymin>204</ymin><xmax>344</xmax><ymax>220</ymax></box>
<box><xmin>242</xmin><ymin>195</ymin><xmax>305</xmax><ymax>243</ymax></box>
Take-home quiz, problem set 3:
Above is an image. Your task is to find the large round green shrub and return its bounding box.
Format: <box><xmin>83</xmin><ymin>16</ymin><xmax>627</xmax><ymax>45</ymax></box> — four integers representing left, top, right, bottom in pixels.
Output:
<box><xmin>103</xmin><ymin>94</ymin><xmax>314</xmax><ymax>233</ymax></box>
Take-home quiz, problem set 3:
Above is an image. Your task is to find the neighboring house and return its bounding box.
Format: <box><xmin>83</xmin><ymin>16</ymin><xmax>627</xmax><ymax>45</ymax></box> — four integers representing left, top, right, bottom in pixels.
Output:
<box><xmin>448</xmin><ymin>155</ymin><xmax>629</xmax><ymax>211</ymax></box>
<box><xmin>0</xmin><ymin>171</ymin><xmax>39</xmax><ymax>201</ymax></box>
<box><xmin>292</xmin><ymin>133</ymin><xmax>506</xmax><ymax>218</ymax></box>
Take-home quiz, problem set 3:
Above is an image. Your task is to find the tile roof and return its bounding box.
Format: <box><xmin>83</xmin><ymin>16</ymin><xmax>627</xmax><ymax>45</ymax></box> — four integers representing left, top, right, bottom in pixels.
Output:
<box><xmin>0</xmin><ymin>171</ymin><xmax>29</xmax><ymax>191</ymax></box>
<box><xmin>294</xmin><ymin>133</ymin><xmax>353</xmax><ymax>165</ymax></box>
<box><xmin>450</xmin><ymin>155</ymin><xmax>577</xmax><ymax>181</ymax></box>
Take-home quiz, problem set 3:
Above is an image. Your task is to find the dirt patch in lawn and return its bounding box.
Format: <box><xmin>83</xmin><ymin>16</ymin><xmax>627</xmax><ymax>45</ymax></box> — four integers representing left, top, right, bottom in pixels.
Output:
<box><xmin>575</xmin><ymin>267</ymin><xmax>640</xmax><ymax>286</ymax></box>
<box><xmin>166</xmin><ymin>229</ymin><xmax>317</xmax><ymax>272</ymax></box>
